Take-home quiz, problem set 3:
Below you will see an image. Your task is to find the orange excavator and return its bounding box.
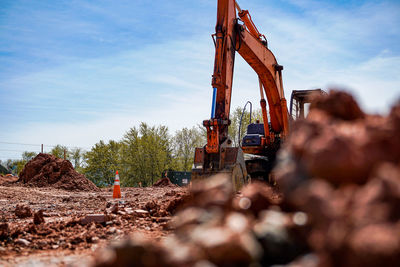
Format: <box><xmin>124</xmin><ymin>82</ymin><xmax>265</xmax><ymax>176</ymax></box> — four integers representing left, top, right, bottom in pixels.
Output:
<box><xmin>192</xmin><ymin>0</ymin><xmax>322</xmax><ymax>188</ymax></box>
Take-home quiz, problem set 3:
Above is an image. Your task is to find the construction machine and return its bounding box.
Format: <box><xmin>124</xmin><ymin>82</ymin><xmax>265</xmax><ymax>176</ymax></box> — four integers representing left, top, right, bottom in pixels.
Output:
<box><xmin>192</xmin><ymin>0</ymin><xmax>322</xmax><ymax>189</ymax></box>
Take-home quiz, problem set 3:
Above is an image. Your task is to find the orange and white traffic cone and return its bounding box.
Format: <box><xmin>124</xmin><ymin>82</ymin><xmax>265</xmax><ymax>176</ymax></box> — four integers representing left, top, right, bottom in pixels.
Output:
<box><xmin>113</xmin><ymin>171</ymin><xmax>121</xmax><ymax>199</ymax></box>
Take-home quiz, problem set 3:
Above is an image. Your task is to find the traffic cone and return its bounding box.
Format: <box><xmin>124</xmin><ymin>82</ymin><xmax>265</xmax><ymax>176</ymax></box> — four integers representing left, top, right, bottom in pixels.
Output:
<box><xmin>113</xmin><ymin>171</ymin><xmax>121</xmax><ymax>199</ymax></box>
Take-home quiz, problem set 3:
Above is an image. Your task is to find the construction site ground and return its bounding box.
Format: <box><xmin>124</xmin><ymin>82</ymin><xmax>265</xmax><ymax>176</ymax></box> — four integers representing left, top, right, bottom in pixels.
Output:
<box><xmin>1</xmin><ymin>91</ymin><xmax>399</xmax><ymax>267</ymax></box>
<box><xmin>0</xmin><ymin>176</ymin><xmax>187</xmax><ymax>266</ymax></box>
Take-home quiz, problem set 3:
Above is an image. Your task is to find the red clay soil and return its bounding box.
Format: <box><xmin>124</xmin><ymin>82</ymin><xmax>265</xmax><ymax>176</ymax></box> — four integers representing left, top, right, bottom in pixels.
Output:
<box><xmin>2</xmin><ymin>90</ymin><xmax>399</xmax><ymax>267</ymax></box>
<box><xmin>14</xmin><ymin>204</ymin><xmax>32</xmax><ymax>218</ymax></box>
<box><xmin>0</xmin><ymin>175</ymin><xmax>18</xmax><ymax>186</ymax></box>
<box><xmin>0</xmin><ymin>184</ymin><xmax>189</xmax><ymax>266</ymax></box>
<box><xmin>93</xmin><ymin>175</ymin><xmax>298</xmax><ymax>267</ymax></box>
<box><xmin>275</xmin><ymin>90</ymin><xmax>400</xmax><ymax>267</ymax></box>
<box><xmin>153</xmin><ymin>177</ymin><xmax>175</xmax><ymax>187</ymax></box>
<box><xmin>18</xmin><ymin>153</ymin><xmax>99</xmax><ymax>191</ymax></box>
<box><xmin>93</xmin><ymin>90</ymin><xmax>400</xmax><ymax>267</ymax></box>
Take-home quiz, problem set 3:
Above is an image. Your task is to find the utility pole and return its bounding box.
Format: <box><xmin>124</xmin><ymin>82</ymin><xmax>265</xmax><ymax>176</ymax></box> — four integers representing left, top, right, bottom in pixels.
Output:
<box><xmin>41</xmin><ymin>144</ymin><xmax>43</xmax><ymax>153</ymax></box>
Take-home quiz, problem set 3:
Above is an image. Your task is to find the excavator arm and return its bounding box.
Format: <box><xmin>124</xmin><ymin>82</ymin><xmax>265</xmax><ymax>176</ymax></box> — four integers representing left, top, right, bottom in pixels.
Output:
<box><xmin>205</xmin><ymin>0</ymin><xmax>288</xmax><ymax>152</ymax></box>
<box><xmin>193</xmin><ymin>0</ymin><xmax>290</xmax><ymax>186</ymax></box>
<box><xmin>203</xmin><ymin>0</ymin><xmax>237</xmax><ymax>154</ymax></box>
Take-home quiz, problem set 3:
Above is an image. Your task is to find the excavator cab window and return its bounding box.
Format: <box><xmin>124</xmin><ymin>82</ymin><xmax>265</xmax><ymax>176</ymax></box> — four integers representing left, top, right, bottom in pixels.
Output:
<box><xmin>290</xmin><ymin>89</ymin><xmax>325</xmax><ymax>120</ymax></box>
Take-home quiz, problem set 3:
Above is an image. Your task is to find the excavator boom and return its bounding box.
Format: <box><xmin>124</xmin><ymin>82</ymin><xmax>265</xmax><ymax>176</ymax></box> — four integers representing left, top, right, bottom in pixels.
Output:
<box><xmin>193</xmin><ymin>0</ymin><xmax>320</xmax><ymax>188</ymax></box>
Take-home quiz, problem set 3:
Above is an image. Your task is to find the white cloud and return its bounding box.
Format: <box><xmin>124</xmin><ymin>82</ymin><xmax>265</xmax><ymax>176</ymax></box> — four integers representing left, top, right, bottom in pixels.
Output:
<box><xmin>1</xmin><ymin>0</ymin><xmax>399</xmax><ymax>161</ymax></box>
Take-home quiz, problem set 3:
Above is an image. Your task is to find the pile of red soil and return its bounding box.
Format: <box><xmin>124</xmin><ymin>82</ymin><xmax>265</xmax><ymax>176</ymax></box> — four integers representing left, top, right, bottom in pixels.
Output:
<box><xmin>275</xmin><ymin>90</ymin><xmax>400</xmax><ymax>266</ymax></box>
<box><xmin>93</xmin><ymin>90</ymin><xmax>400</xmax><ymax>267</ymax></box>
<box><xmin>153</xmin><ymin>177</ymin><xmax>175</xmax><ymax>187</ymax></box>
<box><xmin>94</xmin><ymin>175</ymin><xmax>301</xmax><ymax>267</ymax></box>
<box><xmin>18</xmin><ymin>153</ymin><xmax>99</xmax><ymax>191</ymax></box>
<box><xmin>141</xmin><ymin>190</ymin><xmax>191</xmax><ymax>217</ymax></box>
<box><xmin>0</xmin><ymin>175</ymin><xmax>18</xmax><ymax>186</ymax></box>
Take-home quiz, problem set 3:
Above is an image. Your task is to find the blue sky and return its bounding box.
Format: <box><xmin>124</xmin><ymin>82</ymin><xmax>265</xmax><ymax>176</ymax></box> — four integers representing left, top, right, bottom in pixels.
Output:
<box><xmin>1</xmin><ymin>0</ymin><xmax>399</xmax><ymax>161</ymax></box>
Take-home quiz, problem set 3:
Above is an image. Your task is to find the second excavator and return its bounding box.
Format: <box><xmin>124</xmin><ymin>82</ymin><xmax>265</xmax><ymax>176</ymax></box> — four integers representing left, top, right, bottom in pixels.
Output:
<box><xmin>192</xmin><ymin>0</ymin><xmax>322</xmax><ymax>189</ymax></box>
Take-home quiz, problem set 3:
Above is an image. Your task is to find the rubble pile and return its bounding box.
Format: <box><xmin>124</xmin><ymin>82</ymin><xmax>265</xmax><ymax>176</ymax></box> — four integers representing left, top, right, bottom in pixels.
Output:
<box><xmin>18</xmin><ymin>153</ymin><xmax>99</xmax><ymax>191</ymax></box>
<box><xmin>93</xmin><ymin>90</ymin><xmax>400</xmax><ymax>267</ymax></box>
<box><xmin>153</xmin><ymin>177</ymin><xmax>175</xmax><ymax>187</ymax></box>
<box><xmin>94</xmin><ymin>175</ymin><xmax>307</xmax><ymax>267</ymax></box>
<box><xmin>275</xmin><ymin>90</ymin><xmax>400</xmax><ymax>266</ymax></box>
<box><xmin>0</xmin><ymin>216</ymin><xmax>115</xmax><ymax>251</ymax></box>
<box><xmin>0</xmin><ymin>185</ymin><xmax>188</xmax><ymax>263</ymax></box>
<box><xmin>142</xmin><ymin>190</ymin><xmax>191</xmax><ymax>217</ymax></box>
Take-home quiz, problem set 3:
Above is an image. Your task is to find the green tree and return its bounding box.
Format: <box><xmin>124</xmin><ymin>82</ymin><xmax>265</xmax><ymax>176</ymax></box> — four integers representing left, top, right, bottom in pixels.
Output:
<box><xmin>173</xmin><ymin>126</ymin><xmax>205</xmax><ymax>171</ymax></box>
<box><xmin>3</xmin><ymin>151</ymin><xmax>37</xmax><ymax>176</ymax></box>
<box><xmin>83</xmin><ymin>140</ymin><xmax>121</xmax><ymax>187</ymax></box>
<box><xmin>0</xmin><ymin>161</ymin><xmax>10</xmax><ymax>175</ymax></box>
<box><xmin>120</xmin><ymin>123</ymin><xmax>172</xmax><ymax>187</ymax></box>
<box><xmin>22</xmin><ymin>151</ymin><xmax>37</xmax><ymax>161</ymax></box>
<box><xmin>50</xmin><ymin>145</ymin><xmax>69</xmax><ymax>159</ymax></box>
<box><xmin>70</xmin><ymin>148</ymin><xmax>83</xmax><ymax>170</ymax></box>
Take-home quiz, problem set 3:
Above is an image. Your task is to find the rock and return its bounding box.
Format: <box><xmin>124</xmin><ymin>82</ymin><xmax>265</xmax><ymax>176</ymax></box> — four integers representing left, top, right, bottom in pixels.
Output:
<box><xmin>33</xmin><ymin>210</ymin><xmax>45</xmax><ymax>225</ymax></box>
<box><xmin>0</xmin><ymin>222</ymin><xmax>9</xmax><ymax>240</ymax></box>
<box><xmin>235</xmin><ymin>181</ymin><xmax>282</xmax><ymax>216</ymax></box>
<box><xmin>275</xmin><ymin>91</ymin><xmax>400</xmax><ymax>267</ymax></box>
<box><xmin>189</xmin><ymin>225</ymin><xmax>261</xmax><ymax>266</ymax></box>
<box><xmin>93</xmin><ymin>234</ymin><xmax>171</xmax><ymax>267</ymax></box>
<box><xmin>309</xmin><ymin>90</ymin><xmax>364</xmax><ymax>121</ymax></box>
<box><xmin>81</xmin><ymin>214</ymin><xmax>111</xmax><ymax>225</ymax></box>
<box><xmin>107</xmin><ymin>227</ymin><xmax>117</xmax><ymax>234</ymax></box>
<box><xmin>164</xmin><ymin>190</ymin><xmax>176</xmax><ymax>197</ymax></box>
<box><xmin>189</xmin><ymin>174</ymin><xmax>234</xmax><ymax>210</ymax></box>
<box><xmin>254</xmin><ymin>210</ymin><xmax>308</xmax><ymax>265</ymax></box>
<box><xmin>134</xmin><ymin>209</ymin><xmax>150</xmax><ymax>217</ymax></box>
<box><xmin>344</xmin><ymin>224</ymin><xmax>400</xmax><ymax>267</ymax></box>
<box><xmin>144</xmin><ymin>200</ymin><xmax>158</xmax><ymax>215</ymax></box>
<box><xmin>110</xmin><ymin>203</ymin><xmax>119</xmax><ymax>214</ymax></box>
<box><xmin>277</xmin><ymin>94</ymin><xmax>400</xmax><ymax>187</ymax></box>
<box><xmin>16</xmin><ymin>238</ymin><xmax>31</xmax><ymax>246</ymax></box>
<box><xmin>15</xmin><ymin>204</ymin><xmax>32</xmax><ymax>218</ymax></box>
<box><xmin>165</xmin><ymin>193</ymin><xmax>191</xmax><ymax>215</ymax></box>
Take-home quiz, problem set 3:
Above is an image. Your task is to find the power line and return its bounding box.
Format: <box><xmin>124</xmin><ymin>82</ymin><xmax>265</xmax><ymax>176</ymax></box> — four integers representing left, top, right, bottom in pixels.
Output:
<box><xmin>0</xmin><ymin>141</ymin><xmax>40</xmax><ymax>147</ymax></box>
<box><xmin>0</xmin><ymin>141</ymin><xmax>91</xmax><ymax>150</ymax></box>
<box><xmin>0</xmin><ymin>149</ymin><xmax>37</xmax><ymax>153</ymax></box>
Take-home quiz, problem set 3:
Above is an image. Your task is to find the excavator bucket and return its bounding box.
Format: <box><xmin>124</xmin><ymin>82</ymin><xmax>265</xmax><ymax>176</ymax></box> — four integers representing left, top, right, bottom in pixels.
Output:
<box><xmin>192</xmin><ymin>145</ymin><xmax>249</xmax><ymax>191</ymax></box>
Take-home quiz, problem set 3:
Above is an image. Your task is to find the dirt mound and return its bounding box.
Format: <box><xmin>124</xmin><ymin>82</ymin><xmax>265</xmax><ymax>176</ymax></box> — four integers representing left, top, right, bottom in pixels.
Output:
<box><xmin>94</xmin><ymin>175</ymin><xmax>306</xmax><ymax>267</ymax></box>
<box><xmin>153</xmin><ymin>177</ymin><xmax>175</xmax><ymax>187</ymax></box>
<box><xmin>141</xmin><ymin>191</ymin><xmax>191</xmax><ymax>217</ymax></box>
<box><xmin>93</xmin><ymin>90</ymin><xmax>400</xmax><ymax>267</ymax></box>
<box><xmin>275</xmin><ymin>90</ymin><xmax>400</xmax><ymax>266</ymax></box>
<box><xmin>18</xmin><ymin>153</ymin><xmax>99</xmax><ymax>191</ymax></box>
<box><xmin>0</xmin><ymin>175</ymin><xmax>18</xmax><ymax>186</ymax></box>
<box><xmin>309</xmin><ymin>89</ymin><xmax>365</xmax><ymax>120</ymax></box>
<box><xmin>280</xmin><ymin>90</ymin><xmax>400</xmax><ymax>186</ymax></box>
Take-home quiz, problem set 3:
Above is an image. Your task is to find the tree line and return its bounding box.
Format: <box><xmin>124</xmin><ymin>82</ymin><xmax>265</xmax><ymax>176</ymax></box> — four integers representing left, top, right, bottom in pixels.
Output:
<box><xmin>1</xmin><ymin>107</ymin><xmax>261</xmax><ymax>186</ymax></box>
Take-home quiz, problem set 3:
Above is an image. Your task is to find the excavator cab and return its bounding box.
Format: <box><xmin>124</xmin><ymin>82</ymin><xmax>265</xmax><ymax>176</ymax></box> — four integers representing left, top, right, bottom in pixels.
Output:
<box><xmin>241</xmin><ymin>89</ymin><xmax>325</xmax><ymax>183</ymax></box>
<box><xmin>242</xmin><ymin>123</ymin><xmax>265</xmax><ymax>147</ymax></box>
<box><xmin>289</xmin><ymin>89</ymin><xmax>325</xmax><ymax>120</ymax></box>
